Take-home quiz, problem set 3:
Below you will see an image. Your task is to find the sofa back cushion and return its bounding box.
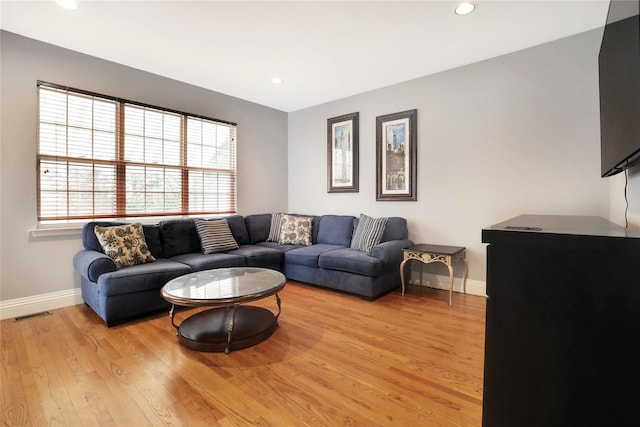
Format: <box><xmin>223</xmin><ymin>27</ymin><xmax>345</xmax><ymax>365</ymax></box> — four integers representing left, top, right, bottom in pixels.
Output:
<box><xmin>143</xmin><ymin>225</ymin><xmax>163</xmax><ymax>258</ymax></box>
<box><xmin>380</xmin><ymin>217</ymin><xmax>409</xmax><ymax>242</ymax></box>
<box><xmin>316</xmin><ymin>215</ymin><xmax>355</xmax><ymax>246</ymax></box>
<box><xmin>245</xmin><ymin>213</ymin><xmax>272</xmax><ymax>244</ymax></box>
<box><xmin>226</xmin><ymin>215</ymin><xmax>250</xmax><ymax>245</ymax></box>
<box><xmin>159</xmin><ymin>219</ymin><xmax>201</xmax><ymax>258</ymax></box>
<box><xmin>82</xmin><ymin>221</ymin><xmax>164</xmax><ymax>259</ymax></box>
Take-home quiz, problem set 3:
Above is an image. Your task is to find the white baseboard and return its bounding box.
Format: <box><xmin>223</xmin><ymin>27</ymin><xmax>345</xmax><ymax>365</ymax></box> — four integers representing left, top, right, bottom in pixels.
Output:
<box><xmin>0</xmin><ymin>288</ymin><xmax>83</xmax><ymax>320</ymax></box>
<box><xmin>410</xmin><ymin>272</ymin><xmax>486</xmax><ymax>297</ymax></box>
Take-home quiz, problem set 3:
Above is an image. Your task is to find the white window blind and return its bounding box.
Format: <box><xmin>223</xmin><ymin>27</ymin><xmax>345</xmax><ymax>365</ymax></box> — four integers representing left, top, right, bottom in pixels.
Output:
<box><xmin>37</xmin><ymin>83</ymin><xmax>237</xmax><ymax>224</ymax></box>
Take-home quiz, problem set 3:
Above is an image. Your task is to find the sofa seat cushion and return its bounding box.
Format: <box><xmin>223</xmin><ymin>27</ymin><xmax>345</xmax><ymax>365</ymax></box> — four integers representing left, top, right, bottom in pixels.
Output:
<box><xmin>97</xmin><ymin>259</ymin><xmax>191</xmax><ymax>297</ymax></box>
<box><xmin>318</xmin><ymin>248</ymin><xmax>383</xmax><ymax>277</ymax></box>
<box><xmin>285</xmin><ymin>244</ymin><xmax>344</xmax><ymax>268</ymax></box>
<box><xmin>228</xmin><ymin>245</ymin><xmax>283</xmax><ymax>267</ymax></box>
<box><xmin>169</xmin><ymin>253</ymin><xmax>245</xmax><ymax>271</ymax></box>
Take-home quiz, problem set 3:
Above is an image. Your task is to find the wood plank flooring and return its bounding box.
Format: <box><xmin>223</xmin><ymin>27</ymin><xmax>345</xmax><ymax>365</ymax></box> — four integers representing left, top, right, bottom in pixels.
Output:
<box><xmin>1</xmin><ymin>282</ymin><xmax>486</xmax><ymax>426</ymax></box>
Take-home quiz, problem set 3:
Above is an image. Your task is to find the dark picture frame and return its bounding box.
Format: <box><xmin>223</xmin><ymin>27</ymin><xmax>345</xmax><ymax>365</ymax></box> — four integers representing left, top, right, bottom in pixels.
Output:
<box><xmin>376</xmin><ymin>109</ymin><xmax>417</xmax><ymax>201</ymax></box>
<box><xmin>327</xmin><ymin>112</ymin><xmax>359</xmax><ymax>193</ymax></box>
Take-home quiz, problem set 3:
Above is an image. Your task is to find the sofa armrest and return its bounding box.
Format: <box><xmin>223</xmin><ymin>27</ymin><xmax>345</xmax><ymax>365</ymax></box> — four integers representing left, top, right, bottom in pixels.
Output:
<box><xmin>73</xmin><ymin>249</ymin><xmax>117</xmax><ymax>282</ymax></box>
<box><xmin>370</xmin><ymin>239</ymin><xmax>414</xmax><ymax>265</ymax></box>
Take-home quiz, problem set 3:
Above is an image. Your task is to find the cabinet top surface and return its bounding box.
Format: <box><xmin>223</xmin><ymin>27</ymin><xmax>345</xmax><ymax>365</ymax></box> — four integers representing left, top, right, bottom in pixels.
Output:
<box><xmin>482</xmin><ymin>214</ymin><xmax>640</xmax><ymax>243</ymax></box>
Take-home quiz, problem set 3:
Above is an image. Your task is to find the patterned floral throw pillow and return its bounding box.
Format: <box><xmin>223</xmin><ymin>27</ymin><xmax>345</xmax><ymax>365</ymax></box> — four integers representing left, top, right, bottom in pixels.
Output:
<box><xmin>94</xmin><ymin>223</ymin><xmax>156</xmax><ymax>269</ymax></box>
<box><xmin>279</xmin><ymin>214</ymin><xmax>313</xmax><ymax>245</ymax></box>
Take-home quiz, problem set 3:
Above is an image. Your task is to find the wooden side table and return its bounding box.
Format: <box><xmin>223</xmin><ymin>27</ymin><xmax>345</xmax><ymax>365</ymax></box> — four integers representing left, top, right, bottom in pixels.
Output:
<box><xmin>400</xmin><ymin>244</ymin><xmax>468</xmax><ymax>306</ymax></box>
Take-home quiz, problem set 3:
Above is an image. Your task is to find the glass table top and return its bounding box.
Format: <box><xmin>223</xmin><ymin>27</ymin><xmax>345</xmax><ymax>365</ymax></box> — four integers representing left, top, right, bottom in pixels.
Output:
<box><xmin>161</xmin><ymin>267</ymin><xmax>286</xmax><ymax>306</ymax></box>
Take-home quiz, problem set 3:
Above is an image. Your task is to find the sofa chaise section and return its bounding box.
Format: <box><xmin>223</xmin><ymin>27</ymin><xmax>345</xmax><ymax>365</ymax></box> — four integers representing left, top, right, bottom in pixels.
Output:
<box><xmin>73</xmin><ymin>221</ymin><xmax>192</xmax><ymax>326</ymax></box>
<box><xmin>283</xmin><ymin>216</ymin><xmax>412</xmax><ymax>299</ymax></box>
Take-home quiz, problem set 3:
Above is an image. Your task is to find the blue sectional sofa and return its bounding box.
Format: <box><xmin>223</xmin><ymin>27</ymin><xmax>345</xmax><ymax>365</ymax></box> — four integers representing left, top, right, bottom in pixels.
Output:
<box><xmin>73</xmin><ymin>213</ymin><xmax>413</xmax><ymax>326</ymax></box>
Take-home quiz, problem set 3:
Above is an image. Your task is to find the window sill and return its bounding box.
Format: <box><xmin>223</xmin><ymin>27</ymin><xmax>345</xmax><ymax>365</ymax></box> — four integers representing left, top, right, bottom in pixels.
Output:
<box><xmin>30</xmin><ymin>227</ymin><xmax>83</xmax><ymax>238</ymax></box>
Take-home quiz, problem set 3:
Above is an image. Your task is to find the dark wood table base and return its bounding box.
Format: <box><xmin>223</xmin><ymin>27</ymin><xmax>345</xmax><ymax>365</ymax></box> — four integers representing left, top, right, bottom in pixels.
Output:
<box><xmin>178</xmin><ymin>306</ymin><xmax>278</xmax><ymax>353</ymax></box>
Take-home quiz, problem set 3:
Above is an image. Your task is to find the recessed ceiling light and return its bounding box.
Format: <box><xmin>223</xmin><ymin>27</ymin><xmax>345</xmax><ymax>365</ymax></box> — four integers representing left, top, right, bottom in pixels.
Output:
<box><xmin>454</xmin><ymin>2</ymin><xmax>475</xmax><ymax>15</ymax></box>
<box><xmin>55</xmin><ymin>0</ymin><xmax>78</xmax><ymax>10</ymax></box>
<box><xmin>271</xmin><ymin>77</ymin><xmax>283</xmax><ymax>85</ymax></box>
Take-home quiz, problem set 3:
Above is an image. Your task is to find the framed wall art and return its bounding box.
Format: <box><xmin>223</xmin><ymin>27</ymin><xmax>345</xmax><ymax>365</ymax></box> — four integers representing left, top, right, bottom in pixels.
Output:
<box><xmin>327</xmin><ymin>112</ymin><xmax>359</xmax><ymax>193</ymax></box>
<box><xmin>376</xmin><ymin>109</ymin><xmax>417</xmax><ymax>201</ymax></box>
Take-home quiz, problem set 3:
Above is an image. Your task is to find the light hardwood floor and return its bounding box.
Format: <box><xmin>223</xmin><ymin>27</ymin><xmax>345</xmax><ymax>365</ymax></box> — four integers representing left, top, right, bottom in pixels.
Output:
<box><xmin>1</xmin><ymin>282</ymin><xmax>486</xmax><ymax>426</ymax></box>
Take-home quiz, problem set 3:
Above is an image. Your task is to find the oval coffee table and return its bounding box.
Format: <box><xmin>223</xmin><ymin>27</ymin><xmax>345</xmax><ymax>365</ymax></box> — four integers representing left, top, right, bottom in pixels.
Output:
<box><xmin>161</xmin><ymin>267</ymin><xmax>286</xmax><ymax>353</ymax></box>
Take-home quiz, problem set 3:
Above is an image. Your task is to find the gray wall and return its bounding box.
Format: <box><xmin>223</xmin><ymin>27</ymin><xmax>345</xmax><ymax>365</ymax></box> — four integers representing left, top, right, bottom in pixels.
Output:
<box><xmin>0</xmin><ymin>31</ymin><xmax>288</xmax><ymax>301</ymax></box>
<box><xmin>288</xmin><ymin>29</ymin><xmax>610</xmax><ymax>287</ymax></box>
<box><xmin>3</xmin><ymin>27</ymin><xmax>634</xmax><ymax>304</ymax></box>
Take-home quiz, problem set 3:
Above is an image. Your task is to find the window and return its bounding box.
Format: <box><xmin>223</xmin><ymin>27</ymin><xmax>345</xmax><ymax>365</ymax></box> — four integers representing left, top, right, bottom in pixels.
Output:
<box><xmin>37</xmin><ymin>82</ymin><xmax>237</xmax><ymax>225</ymax></box>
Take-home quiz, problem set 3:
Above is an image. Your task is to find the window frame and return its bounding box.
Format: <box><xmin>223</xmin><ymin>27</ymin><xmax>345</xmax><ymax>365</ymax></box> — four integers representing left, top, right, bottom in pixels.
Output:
<box><xmin>36</xmin><ymin>81</ymin><xmax>238</xmax><ymax>225</ymax></box>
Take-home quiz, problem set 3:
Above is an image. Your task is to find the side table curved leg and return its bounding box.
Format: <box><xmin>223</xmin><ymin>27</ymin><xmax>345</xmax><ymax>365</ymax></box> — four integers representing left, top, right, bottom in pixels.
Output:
<box><xmin>447</xmin><ymin>263</ymin><xmax>455</xmax><ymax>306</ymax></box>
<box><xmin>399</xmin><ymin>259</ymin><xmax>409</xmax><ymax>296</ymax></box>
<box><xmin>462</xmin><ymin>256</ymin><xmax>469</xmax><ymax>295</ymax></box>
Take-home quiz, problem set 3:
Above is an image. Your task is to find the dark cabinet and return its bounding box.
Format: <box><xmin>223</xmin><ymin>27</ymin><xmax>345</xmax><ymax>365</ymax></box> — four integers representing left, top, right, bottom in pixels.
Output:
<box><xmin>481</xmin><ymin>215</ymin><xmax>640</xmax><ymax>427</ymax></box>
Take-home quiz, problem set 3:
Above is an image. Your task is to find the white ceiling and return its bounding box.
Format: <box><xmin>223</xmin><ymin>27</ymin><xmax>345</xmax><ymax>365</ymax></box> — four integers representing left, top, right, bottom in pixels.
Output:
<box><xmin>1</xmin><ymin>0</ymin><xmax>611</xmax><ymax>112</ymax></box>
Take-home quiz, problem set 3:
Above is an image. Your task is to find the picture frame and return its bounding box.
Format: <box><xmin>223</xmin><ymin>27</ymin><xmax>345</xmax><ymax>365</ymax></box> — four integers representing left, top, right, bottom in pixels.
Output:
<box><xmin>376</xmin><ymin>109</ymin><xmax>417</xmax><ymax>201</ymax></box>
<box><xmin>327</xmin><ymin>112</ymin><xmax>359</xmax><ymax>193</ymax></box>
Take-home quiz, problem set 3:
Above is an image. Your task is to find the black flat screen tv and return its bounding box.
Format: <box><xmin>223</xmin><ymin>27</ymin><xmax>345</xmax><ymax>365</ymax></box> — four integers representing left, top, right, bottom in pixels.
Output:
<box><xmin>599</xmin><ymin>0</ymin><xmax>640</xmax><ymax>177</ymax></box>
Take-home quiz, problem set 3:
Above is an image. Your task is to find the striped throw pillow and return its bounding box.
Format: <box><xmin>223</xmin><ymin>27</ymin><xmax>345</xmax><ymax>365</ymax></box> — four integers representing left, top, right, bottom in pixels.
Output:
<box><xmin>195</xmin><ymin>219</ymin><xmax>239</xmax><ymax>254</ymax></box>
<box><xmin>350</xmin><ymin>214</ymin><xmax>388</xmax><ymax>254</ymax></box>
<box><xmin>267</xmin><ymin>213</ymin><xmax>285</xmax><ymax>242</ymax></box>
